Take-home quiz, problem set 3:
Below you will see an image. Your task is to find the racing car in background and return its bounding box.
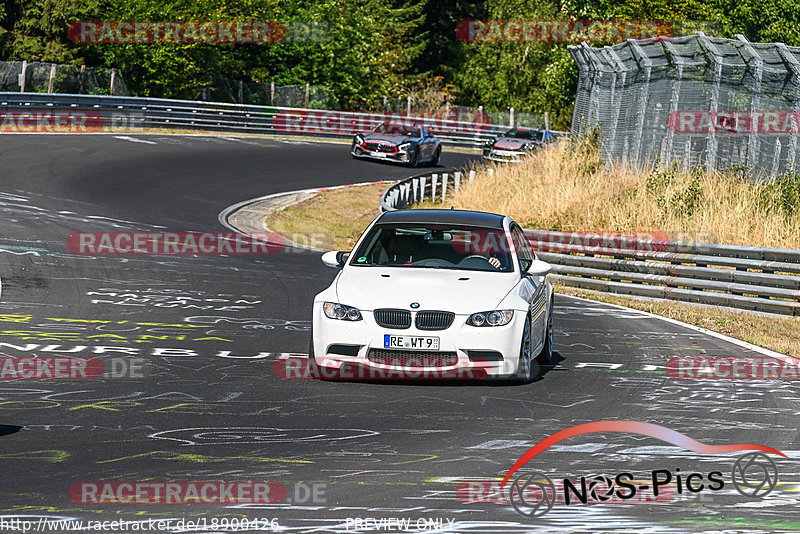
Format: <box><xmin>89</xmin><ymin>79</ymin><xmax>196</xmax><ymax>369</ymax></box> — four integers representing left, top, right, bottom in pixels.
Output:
<box><xmin>482</xmin><ymin>126</ymin><xmax>554</xmax><ymax>162</ymax></box>
<box><xmin>351</xmin><ymin>121</ymin><xmax>441</xmax><ymax>167</ymax></box>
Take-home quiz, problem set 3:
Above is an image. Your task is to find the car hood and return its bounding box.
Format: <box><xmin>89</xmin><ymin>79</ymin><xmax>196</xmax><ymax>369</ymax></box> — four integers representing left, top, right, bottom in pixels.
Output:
<box><xmin>362</xmin><ymin>134</ymin><xmax>416</xmax><ymax>145</ymax></box>
<box><xmin>493</xmin><ymin>137</ymin><xmax>529</xmax><ymax>150</ymax></box>
<box><xmin>335</xmin><ymin>267</ymin><xmax>520</xmax><ymax>313</ymax></box>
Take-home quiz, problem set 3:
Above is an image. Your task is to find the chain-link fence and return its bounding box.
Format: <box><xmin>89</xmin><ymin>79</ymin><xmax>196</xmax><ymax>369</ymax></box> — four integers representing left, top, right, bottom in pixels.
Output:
<box><xmin>205</xmin><ymin>80</ymin><xmax>332</xmax><ymax>107</ymax></box>
<box><xmin>0</xmin><ymin>61</ymin><xmax>130</xmax><ymax>95</ymax></box>
<box><xmin>569</xmin><ymin>33</ymin><xmax>800</xmax><ymax>181</ymax></box>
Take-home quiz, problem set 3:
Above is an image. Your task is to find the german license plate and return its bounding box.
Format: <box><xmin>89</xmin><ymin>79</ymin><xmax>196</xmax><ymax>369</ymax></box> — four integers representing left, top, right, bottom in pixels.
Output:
<box><xmin>370</xmin><ymin>152</ymin><xmax>387</xmax><ymax>158</ymax></box>
<box><xmin>494</xmin><ymin>150</ymin><xmax>515</xmax><ymax>156</ymax></box>
<box><xmin>384</xmin><ymin>335</ymin><xmax>440</xmax><ymax>350</ymax></box>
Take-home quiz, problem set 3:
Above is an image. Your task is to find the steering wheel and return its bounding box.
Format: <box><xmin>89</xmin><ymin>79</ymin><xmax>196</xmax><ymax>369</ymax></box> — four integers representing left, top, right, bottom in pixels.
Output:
<box><xmin>459</xmin><ymin>254</ymin><xmax>492</xmax><ymax>264</ymax></box>
<box><xmin>413</xmin><ymin>258</ymin><xmax>454</xmax><ymax>267</ymax></box>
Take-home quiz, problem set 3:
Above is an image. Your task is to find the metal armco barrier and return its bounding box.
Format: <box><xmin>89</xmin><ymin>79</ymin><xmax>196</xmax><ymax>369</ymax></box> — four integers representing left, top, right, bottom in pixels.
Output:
<box><xmin>0</xmin><ymin>92</ymin><xmax>546</xmax><ymax>149</ymax></box>
<box><xmin>380</xmin><ymin>173</ymin><xmax>800</xmax><ymax>316</ymax></box>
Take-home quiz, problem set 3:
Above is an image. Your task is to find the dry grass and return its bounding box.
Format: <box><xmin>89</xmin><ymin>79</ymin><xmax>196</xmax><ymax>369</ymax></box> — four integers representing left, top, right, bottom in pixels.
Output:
<box><xmin>443</xmin><ymin>139</ymin><xmax>800</xmax><ymax>249</ymax></box>
<box><xmin>266</xmin><ymin>183</ymin><xmax>388</xmax><ymax>251</ymax></box>
<box><xmin>555</xmin><ymin>283</ymin><xmax>800</xmax><ymax>358</ymax></box>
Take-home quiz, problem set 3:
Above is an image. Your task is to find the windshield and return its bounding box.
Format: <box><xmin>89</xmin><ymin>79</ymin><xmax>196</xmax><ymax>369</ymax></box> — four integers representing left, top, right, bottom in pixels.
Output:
<box><xmin>350</xmin><ymin>224</ymin><xmax>514</xmax><ymax>272</ymax></box>
<box><xmin>371</xmin><ymin>122</ymin><xmax>422</xmax><ymax>137</ymax></box>
<box><xmin>503</xmin><ymin>128</ymin><xmax>542</xmax><ymax>140</ymax></box>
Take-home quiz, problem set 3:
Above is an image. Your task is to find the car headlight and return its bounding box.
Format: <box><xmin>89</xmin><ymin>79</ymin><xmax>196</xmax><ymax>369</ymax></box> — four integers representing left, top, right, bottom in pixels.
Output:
<box><xmin>398</xmin><ymin>142</ymin><xmax>411</xmax><ymax>151</ymax></box>
<box><xmin>467</xmin><ymin>310</ymin><xmax>514</xmax><ymax>327</ymax></box>
<box><xmin>523</xmin><ymin>142</ymin><xmax>536</xmax><ymax>150</ymax></box>
<box><xmin>354</xmin><ymin>134</ymin><xmax>364</xmax><ymax>145</ymax></box>
<box><xmin>323</xmin><ymin>302</ymin><xmax>363</xmax><ymax>321</ymax></box>
<box><xmin>484</xmin><ymin>138</ymin><xmax>496</xmax><ymax>146</ymax></box>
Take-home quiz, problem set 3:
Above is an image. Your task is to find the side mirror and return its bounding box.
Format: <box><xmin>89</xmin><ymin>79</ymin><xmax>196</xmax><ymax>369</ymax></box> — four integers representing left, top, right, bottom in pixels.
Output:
<box><xmin>525</xmin><ymin>259</ymin><xmax>551</xmax><ymax>277</ymax></box>
<box><xmin>322</xmin><ymin>250</ymin><xmax>349</xmax><ymax>269</ymax></box>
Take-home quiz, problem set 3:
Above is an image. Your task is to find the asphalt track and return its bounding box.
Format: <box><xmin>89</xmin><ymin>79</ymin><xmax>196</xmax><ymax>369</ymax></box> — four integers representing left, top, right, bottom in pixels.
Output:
<box><xmin>0</xmin><ymin>134</ymin><xmax>798</xmax><ymax>533</ymax></box>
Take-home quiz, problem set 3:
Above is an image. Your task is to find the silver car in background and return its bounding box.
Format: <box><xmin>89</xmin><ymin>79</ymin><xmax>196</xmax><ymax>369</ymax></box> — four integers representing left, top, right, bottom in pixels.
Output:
<box><xmin>483</xmin><ymin>127</ymin><xmax>554</xmax><ymax>163</ymax></box>
<box><xmin>351</xmin><ymin>122</ymin><xmax>442</xmax><ymax>167</ymax></box>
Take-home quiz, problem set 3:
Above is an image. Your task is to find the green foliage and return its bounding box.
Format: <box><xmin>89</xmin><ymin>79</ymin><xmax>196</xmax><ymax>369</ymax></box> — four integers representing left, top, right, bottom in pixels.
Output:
<box><xmin>647</xmin><ymin>166</ymin><xmax>704</xmax><ymax>217</ymax></box>
<box><xmin>1</xmin><ymin>0</ymin><xmax>101</xmax><ymax>62</ymax></box>
<box><xmin>757</xmin><ymin>173</ymin><xmax>800</xmax><ymax>217</ymax></box>
<box><xmin>2</xmin><ymin>0</ymin><xmax>800</xmax><ymax>117</ymax></box>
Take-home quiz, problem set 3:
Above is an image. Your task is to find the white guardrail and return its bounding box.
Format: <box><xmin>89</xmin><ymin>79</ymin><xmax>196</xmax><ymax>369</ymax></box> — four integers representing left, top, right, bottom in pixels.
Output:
<box><xmin>380</xmin><ymin>171</ymin><xmax>800</xmax><ymax>316</ymax></box>
<box><xmin>0</xmin><ymin>92</ymin><xmax>568</xmax><ymax>149</ymax></box>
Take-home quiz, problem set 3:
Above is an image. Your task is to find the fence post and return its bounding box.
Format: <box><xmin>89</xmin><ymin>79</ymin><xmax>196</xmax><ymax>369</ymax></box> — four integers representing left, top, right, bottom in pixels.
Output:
<box><xmin>419</xmin><ymin>176</ymin><xmax>427</xmax><ymax>202</ymax></box>
<box><xmin>568</xmin><ymin>46</ymin><xmax>593</xmax><ymax>137</ymax></box>
<box><xmin>110</xmin><ymin>68</ymin><xmax>116</xmax><ymax>96</ymax></box>
<box><xmin>468</xmin><ymin>170</ymin><xmax>475</xmax><ymax>184</ymax></box>
<box><xmin>79</xmin><ymin>64</ymin><xmax>85</xmax><ymax>94</ymax></box>
<box><xmin>48</xmin><ymin>64</ymin><xmax>56</xmax><ymax>93</ymax></box>
<box><xmin>629</xmin><ymin>42</ymin><xmax>653</xmax><ymax>167</ymax></box>
<box><xmin>431</xmin><ymin>174</ymin><xmax>438</xmax><ymax>201</ymax></box>
<box><xmin>662</xmin><ymin>41</ymin><xmax>686</xmax><ymax>167</ymax></box>
<box><xmin>771</xmin><ymin>138</ymin><xmax>782</xmax><ymax>180</ymax></box>
<box><xmin>776</xmin><ymin>42</ymin><xmax>800</xmax><ymax>174</ymax></box>
<box><xmin>509</xmin><ymin>107</ymin><xmax>515</xmax><ymax>127</ymax></box>
<box><xmin>697</xmin><ymin>33</ymin><xmax>723</xmax><ymax>174</ymax></box>
<box><xmin>412</xmin><ymin>178</ymin><xmax>419</xmax><ymax>204</ymax></box>
<box><xmin>735</xmin><ymin>35</ymin><xmax>764</xmax><ymax>176</ymax></box>
<box><xmin>441</xmin><ymin>173</ymin><xmax>448</xmax><ymax>204</ymax></box>
<box><xmin>544</xmin><ymin>111</ymin><xmax>550</xmax><ymax>131</ymax></box>
<box><xmin>602</xmin><ymin>47</ymin><xmax>627</xmax><ymax>163</ymax></box>
<box><xmin>580</xmin><ymin>44</ymin><xmax>604</xmax><ymax>133</ymax></box>
<box><xmin>238</xmin><ymin>80</ymin><xmax>244</xmax><ymax>104</ymax></box>
<box><xmin>406</xmin><ymin>95</ymin><xmax>412</xmax><ymax>114</ymax></box>
<box><xmin>19</xmin><ymin>60</ymin><xmax>27</xmax><ymax>92</ymax></box>
<box><xmin>304</xmin><ymin>83</ymin><xmax>310</xmax><ymax>108</ymax></box>
<box><xmin>454</xmin><ymin>171</ymin><xmax>461</xmax><ymax>192</ymax></box>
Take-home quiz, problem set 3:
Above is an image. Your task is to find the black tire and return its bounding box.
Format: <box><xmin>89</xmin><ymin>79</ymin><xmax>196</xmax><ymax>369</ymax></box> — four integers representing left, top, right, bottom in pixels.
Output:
<box><xmin>536</xmin><ymin>299</ymin><xmax>554</xmax><ymax>366</ymax></box>
<box><xmin>408</xmin><ymin>147</ymin><xmax>419</xmax><ymax>167</ymax></box>
<box><xmin>512</xmin><ymin>313</ymin><xmax>533</xmax><ymax>385</ymax></box>
<box><xmin>429</xmin><ymin>146</ymin><xmax>441</xmax><ymax>167</ymax></box>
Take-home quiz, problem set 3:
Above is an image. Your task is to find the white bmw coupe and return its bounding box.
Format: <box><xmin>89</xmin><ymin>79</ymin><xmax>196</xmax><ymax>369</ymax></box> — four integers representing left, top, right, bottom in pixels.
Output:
<box><xmin>311</xmin><ymin>209</ymin><xmax>553</xmax><ymax>383</ymax></box>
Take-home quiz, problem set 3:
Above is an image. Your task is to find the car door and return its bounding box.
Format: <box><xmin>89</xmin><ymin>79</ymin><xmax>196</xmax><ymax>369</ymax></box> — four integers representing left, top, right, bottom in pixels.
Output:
<box><xmin>511</xmin><ymin>224</ymin><xmax>546</xmax><ymax>350</ymax></box>
<box><xmin>419</xmin><ymin>127</ymin><xmax>434</xmax><ymax>159</ymax></box>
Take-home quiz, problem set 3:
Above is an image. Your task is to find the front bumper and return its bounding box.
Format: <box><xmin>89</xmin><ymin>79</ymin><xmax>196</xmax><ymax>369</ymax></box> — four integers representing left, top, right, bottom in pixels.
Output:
<box><xmin>351</xmin><ymin>144</ymin><xmax>411</xmax><ymax>163</ymax></box>
<box><xmin>311</xmin><ymin>303</ymin><xmax>525</xmax><ymax>380</ymax></box>
<box><xmin>482</xmin><ymin>147</ymin><xmax>529</xmax><ymax>163</ymax></box>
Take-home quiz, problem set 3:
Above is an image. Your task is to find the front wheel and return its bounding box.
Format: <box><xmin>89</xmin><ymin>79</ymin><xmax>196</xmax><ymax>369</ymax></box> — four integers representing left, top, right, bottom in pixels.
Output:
<box><xmin>536</xmin><ymin>299</ymin><xmax>554</xmax><ymax>366</ymax></box>
<box><xmin>429</xmin><ymin>146</ymin><xmax>441</xmax><ymax>167</ymax></box>
<box><xmin>513</xmin><ymin>313</ymin><xmax>533</xmax><ymax>384</ymax></box>
<box><xmin>408</xmin><ymin>147</ymin><xmax>420</xmax><ymax>167</ymax></box>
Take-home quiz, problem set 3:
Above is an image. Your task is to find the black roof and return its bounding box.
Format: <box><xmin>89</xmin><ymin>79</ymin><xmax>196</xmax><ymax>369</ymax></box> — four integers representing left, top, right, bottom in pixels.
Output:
<box><xmin>377</xmin><ymin>209</ymin><xmax>506</xmax><ymax>229</ymax></box>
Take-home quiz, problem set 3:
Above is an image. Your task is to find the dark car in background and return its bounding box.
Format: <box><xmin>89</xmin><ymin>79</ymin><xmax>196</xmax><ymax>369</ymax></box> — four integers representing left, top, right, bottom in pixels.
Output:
<box><xmin>351</xmin><ymin>122</ymin><xmax>442</xmax><ymax>167</ymax></box>
<box><xmin>482</xmin><ymin>127</ymin><xmax>554</xmax><ymax>163</ymax></box>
